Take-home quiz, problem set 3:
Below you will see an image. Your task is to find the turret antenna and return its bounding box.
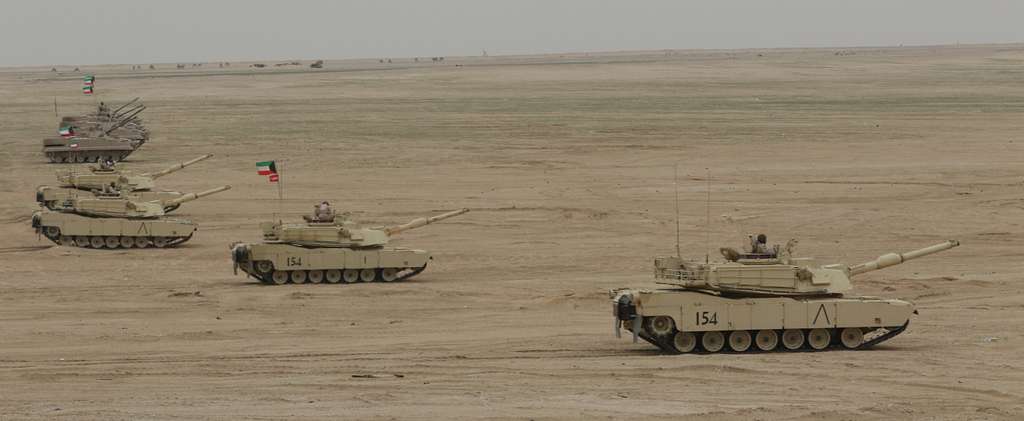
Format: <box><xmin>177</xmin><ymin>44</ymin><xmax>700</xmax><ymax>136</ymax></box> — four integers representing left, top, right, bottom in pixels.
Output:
<box><xmin>705</xmin><ymin>168</ymin><xmax>711</xmax><ymax>264</ymax></box>
<box><xmin>674</xmin><ymin>164</ymin><xmax>680</xmax><ymax>259</ymax></box>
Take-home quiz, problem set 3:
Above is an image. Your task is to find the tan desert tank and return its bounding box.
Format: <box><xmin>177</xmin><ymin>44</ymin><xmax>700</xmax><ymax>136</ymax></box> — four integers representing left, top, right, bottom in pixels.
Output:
<box><xmin>44</xmin><ymin>99</ymin><xmax>149</xmax><ymax>163</ymax></box>
<box><xmin>36</xmin><ymin>154</ymin><xmax>214</xmax><ymax>211</ymax></box>
<box><xmin>230</xmin><ymin>208</ymin><xmax>469</xmax><ymax>285</ymax></box>
<box><xmin>611</xmin><ymin>236</ymin><xmax>960</xmax><ymax>353</ymax></box>
<box><xmin>32</xmin><ymin>185</ymin><xmax>230</xmax><ymax>249</ymax></box>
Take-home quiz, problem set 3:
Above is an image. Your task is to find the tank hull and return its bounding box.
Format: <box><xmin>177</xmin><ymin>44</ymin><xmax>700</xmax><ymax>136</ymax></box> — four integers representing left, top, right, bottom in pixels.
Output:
<box><xmin>32</xmin><ymin>211</ymin><xmax>196</xmax><ymax>249</ymax></box>
<box><xmin>36</xmin><ymin>187</ymin><xmax>184</xmax><ymax>212</ymax></box>
<box><xmin>231</xmin><ymin>242</ymin><xmax>431</xmax><ymax>285</ymax></box>
<box><xmin>613</xmin><ymin>288</ymin><xmax>914</xmax><ymax>353</ymax></box>
<box><xmin>42</xmin><ymin>137</ymin><xmax>142</xmax><ymax>163</ymax></box>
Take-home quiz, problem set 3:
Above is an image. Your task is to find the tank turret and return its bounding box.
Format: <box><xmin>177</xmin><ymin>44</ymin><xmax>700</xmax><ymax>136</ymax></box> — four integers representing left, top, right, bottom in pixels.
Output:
<box><xmin>232</xmin><ymin>208</ymin><xmax>469</xmax><ymax>285</ymax></box>
<box><xmin>53</xmin><ymin>185</ymin><xmax>230</xmax><ymax>219</ymax></box>
<box><xmin>54</xmin><ymin>154</ymin><xmax>214</xmax><ymax>192</ymax></box>
<box><xmin>264</xmin><ymin>208</ymin><xmax>469</xmax><ymax>248</ymax></box>
<box><xmin>653</xmin><ymin>239</ymin><xmax>959</xmax><ymax>296</ymax></box>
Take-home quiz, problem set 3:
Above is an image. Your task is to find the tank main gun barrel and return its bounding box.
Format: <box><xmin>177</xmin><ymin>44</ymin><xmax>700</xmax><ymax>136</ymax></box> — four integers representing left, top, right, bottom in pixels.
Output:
<box><xmin>114</xmin><ymin>104</ymin><xmax>145</xmax><ymax>121</ymax></box>
<box><xmin>163</xmin><ymin>185</ymin><xmax>231</xmax><ymax>206</ymax></box>
<box><xmin>112</xmin><ymin>97</ymin><xmax>141</xmax><ymax>115</ymax></box>
<box><xmin>103</xmin><ymin>106</ymin><xmax>146</xmax><ymax>135</ymax></box>
<box><xmin>849</xmin><ymin>240</ymin><xmax>959</xmax><ymax>275</ymax></box>
<box><xmin>142</xmin><ymin>154</ymin><xmax>214</xmax><ymax>179</ymax></box>
<box><xmin>385</xmin><ymin>208</ymin><xmax>469</xmax><ymax>236</ymax></box>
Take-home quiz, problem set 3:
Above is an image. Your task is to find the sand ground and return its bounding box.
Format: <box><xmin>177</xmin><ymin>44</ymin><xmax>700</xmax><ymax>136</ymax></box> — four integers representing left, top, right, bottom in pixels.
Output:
<box><xmin>1</xmin><ymin>45</ymin><xmax>1023</xmax><ymax>420</ymax></box>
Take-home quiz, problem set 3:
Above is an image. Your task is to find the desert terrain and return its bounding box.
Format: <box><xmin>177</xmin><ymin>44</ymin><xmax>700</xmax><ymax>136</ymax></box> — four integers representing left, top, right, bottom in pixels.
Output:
<box><xmin>1</xmin><ymin>45</ymin><xmax>1023</xmax><ymax>420</ymax></box>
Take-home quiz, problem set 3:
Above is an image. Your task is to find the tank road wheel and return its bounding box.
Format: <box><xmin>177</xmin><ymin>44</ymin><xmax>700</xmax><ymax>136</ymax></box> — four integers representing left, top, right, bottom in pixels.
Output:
<box><xmin>808</xmin><ymin>329</ymin><xmax>831</xmax><ymax>350</ymax></box>
<box><xmin>75</xmin><ymin>236</ymin><xmax>91</xmax><ymax>247</ymax></box>
<box><xmin>74</xmin><ymin>155</ymin><xmax>85</xmax><ymax>163</ymax></box>
<box><xmin>755</xmin><ymin>330</ymin><xmax>779</xmax><ymax>351</ymax></box>
<box><xmin>44</xmin><ymin>226</ymin><xmax>61</xmax><ymax>239</ymax></box>
<box><xmin>342</xmin><ymin>269</ymin><xmax>359</xmax><ymax>283</ymax></box>
<box><xmin>840</xmin><ymin>328</ymin><xmax>864</xmax><ymax>349</ymax></box>
<box><xmin>89</xmin><ymin>236</ymin><xmax>105</xmax><ymax>248</ymax></box>
<box><xmin>728</xmin><ymin>331</ymin><xmax>752</xmax><ymax>352</ymax></box>
<box><xmin>672</xmin><ymin>332</ymin><xmax>698</xmax><ymax>353</ymax></box>
<box><xmin>135</xmin><ymin>237</ymin><xmax>151</xmax><ymax>248</ymax></box>
<box><xmin>359</xmin><ymin>268</ymin><xmax>376</xmax><ymax>282</ymax></box>
<box><xmin>104</xmin><ymin>236</ymin><xmax>121</xmax><ymax>248</ymax></box>
<box><xmin>782</xmin><ymin>329</ymin><xmax>805</xmax><ymax>350</ymax></box>
<box><xmin>701</xmin><ymin>331</ymin><xmax>725</xmax><ymax>352</ymax></box>
<box><xmin>648</xmin><ymin>316</ymin><xmax>675</xmax><ymax>337</ymax></box>
<box><xmin>271</xmin><ymin>271</ymin><xmax>289</xmax><ymax>285</ymax></box>
<box><xmin>254</xmin><ymin>261</ymin><xmax>274</xmax><ymax>275</ymax></box>
<box><xmin>152</xmin><ymin>237</ymin><xmax>170</xmax><ymax>248</ymax></box>
<box><xmin>59</xmin><ymin>235</ymin><xmax>72</xmax><ymax>245</ymax></box>
<box><xmin>119</xmin><ymin>237</ymin><xmax>135</xmax><ymax>248</ymax></box>
<box><xmin>324</xmin><ymin>270</ymin><xmax>342</xmax><ymax>284</ymax></box>
<box><xmin>307</xmin><ymin>270</ymin><xmax>324</xmax><ymax>284</ymax></box>
<box><xmin>380</xmin><ymin>268</ymin><xmax>400</xmax><ymax>282</ymax></box>
<box><xmin>290</xmin><ymin>270</ymin><xmax>307</xmax><ymax>284</ymax></box>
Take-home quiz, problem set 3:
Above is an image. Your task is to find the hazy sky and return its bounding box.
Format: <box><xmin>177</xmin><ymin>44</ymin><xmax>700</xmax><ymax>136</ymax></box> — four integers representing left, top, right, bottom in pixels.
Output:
<box><xmin>2</xmin><ymin>0</ymin><xmax>1021</xmax><ymax>66</ymax></box>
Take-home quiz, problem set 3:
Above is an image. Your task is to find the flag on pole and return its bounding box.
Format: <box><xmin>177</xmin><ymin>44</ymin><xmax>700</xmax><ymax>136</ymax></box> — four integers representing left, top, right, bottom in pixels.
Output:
<box><xmin>257</xmin><ymin>160</ymin><xmax>279</xmax><ymax>182</ymax></box>
<box><xmin>59</xmin><ymin>125</ymin><xmax>75</xmax><ymax>137</ymax></box>
<box><xmin>83</xmin><ymin>75</ymin><xmax>95</xmax><ymax>95</ymax></box>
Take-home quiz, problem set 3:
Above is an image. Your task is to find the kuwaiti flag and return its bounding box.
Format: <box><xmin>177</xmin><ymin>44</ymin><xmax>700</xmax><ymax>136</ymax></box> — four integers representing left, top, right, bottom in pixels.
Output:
<box><xmin>257</xmin><ymin>160</ymin><xmax>279</xmax><ymax>182</ymax></box>
<box><xmin>59</xmin><ymin>125</ymin><xmax>74</xmax><ymax>137</ymax></box>
<box><xmin>83</xmin><ymin>75</ymin><xmax>95</xmax><ymax>94</ymax></box>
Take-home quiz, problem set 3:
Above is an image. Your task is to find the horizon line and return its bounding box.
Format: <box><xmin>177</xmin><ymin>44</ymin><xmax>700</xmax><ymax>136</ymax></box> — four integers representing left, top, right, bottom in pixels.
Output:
<box><xmin>3</xmin><ymin>41</ymin><xmax>1022</xmax><ymax>70</ymax></box>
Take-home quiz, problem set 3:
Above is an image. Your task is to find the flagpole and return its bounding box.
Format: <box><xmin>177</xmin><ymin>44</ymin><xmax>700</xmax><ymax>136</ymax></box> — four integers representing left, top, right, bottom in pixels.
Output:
<box><xmin>277</xmin><ymin>161</ymin><xmax>283</xmax><ymax>221</ymax></box>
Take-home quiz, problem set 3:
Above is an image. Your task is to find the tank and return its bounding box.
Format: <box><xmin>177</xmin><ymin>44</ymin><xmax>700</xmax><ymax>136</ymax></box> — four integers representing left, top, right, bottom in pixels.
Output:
<box><xmin>44</xmin><ymin>98</ymin><xmax>149</xmax><ymax>163</ymax></box>
<box><xmin>611</xmin><ymin>236</ymin><xmax>960</xmax><ymax>353</ymax></box>
<box><xmin>230</xmin><ymin>208</ymin><xmax>469</xmax><ymax>285</ymax></box>
<box><xmin>36</xmin><ymin>154</ymin><xmax>214</xmax><ymax>211</ymax></box>
<box><xmin>31</xmin><ymin>185</ymin><xmax>230</xmax><ymax>249</ymax></box>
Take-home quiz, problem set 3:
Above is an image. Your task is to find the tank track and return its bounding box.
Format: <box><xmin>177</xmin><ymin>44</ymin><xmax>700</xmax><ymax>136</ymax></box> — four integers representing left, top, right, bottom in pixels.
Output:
<box><xmin>39</xmin><ymin>228</ymin><xmax>193</xmax><ymax>249</ymax></box>
<box><xmin>628</xmin><ymin>321</ymin><xmax>910</xmax><ymax>354</ymax></box>
<box><xmin>45</xmin><ymin>151</ymin><xmax>133</xmax><ymax>164</ymax></box>
<box><xmin>250</xmin><ymin>265</ymin><xmax>428</xmax><ymax>285</ymax></box>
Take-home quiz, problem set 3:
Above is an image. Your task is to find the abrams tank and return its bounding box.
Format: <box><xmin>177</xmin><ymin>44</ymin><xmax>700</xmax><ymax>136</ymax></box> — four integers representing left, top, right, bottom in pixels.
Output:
<box><xmin>231</xmin><ymin>208</ymin><xmax>469</xmax><ymax>285</ymax></box>
<box><xmin>611</xmin><ymin>237</ymin><xmax>960</xmax><ymax>353</ymax></box>
<box><xmin>31</xmin><ymin>185</ymin><xmax>230</xmax><ymax>249</ymax></box>
<box><xmin>36</xmin><ymin>154</ymin><xmax>214</xmax><ymax>211</ymax></box>
<box><xmin>44</xmin><ymin>98</ymin><xmax>149</xmax><ymax>163</ymax></box>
